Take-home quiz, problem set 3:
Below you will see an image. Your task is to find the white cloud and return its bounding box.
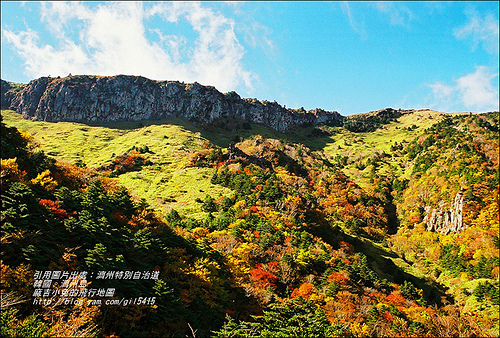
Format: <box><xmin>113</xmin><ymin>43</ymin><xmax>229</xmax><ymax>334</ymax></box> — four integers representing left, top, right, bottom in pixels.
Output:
<box><xmin>428</xmin><ymin>66</ymin><xmax>499</xmax><ymax>112</ymax></box>
<box><xmin>456</xmin><ymin>66</ymin><xmax>499</xmax><ymax>109</ymax></box>
<box><xmin>454</xmin><ymin>9</ymin><xmax>499</xmax><ymax>55</ymax></box>
<box><xmin>2</xmin><ymin>1</ymin><xmax>257</xmax><ymax>92</ymax></box>
<box><xmin>2</xmin><ymin>29</ymin><xmax>91</xmax><ymax>77</ymax></box>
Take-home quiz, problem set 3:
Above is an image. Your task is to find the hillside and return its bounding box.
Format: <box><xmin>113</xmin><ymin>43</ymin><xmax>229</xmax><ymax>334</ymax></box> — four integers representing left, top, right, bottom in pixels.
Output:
<box><xmin>1</xmin><ymin>103</ymin><xmax>499</xmax><ymax>337</ymax></box>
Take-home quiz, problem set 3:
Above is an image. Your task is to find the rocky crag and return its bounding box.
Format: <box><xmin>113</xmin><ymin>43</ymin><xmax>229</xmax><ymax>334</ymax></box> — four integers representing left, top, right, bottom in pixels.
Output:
<box><xmin>423</xmin><ymin>190</ymin><xmax>465</xmax><ymax>234</ymax></box>
<box><xmin>1</xmin><ymin>75</ymin><xmax>342</xmax><ymax>132</ymax></box>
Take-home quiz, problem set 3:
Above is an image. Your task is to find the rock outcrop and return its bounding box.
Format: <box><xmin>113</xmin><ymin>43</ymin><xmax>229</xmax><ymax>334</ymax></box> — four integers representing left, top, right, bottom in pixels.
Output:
<box><xmin>1</xmin><ymin>80</ymin><xmax>18</xmax><ymax>108</ymax></box>
<box><xmin>1</xmin><ymin>75</ymin><xmax>342</xmax><ymax>132</ymax></box>
<box><xmin>424</xmin><ymin>189</ymin><xmax>465</xmax><ymax>234</ymax></box>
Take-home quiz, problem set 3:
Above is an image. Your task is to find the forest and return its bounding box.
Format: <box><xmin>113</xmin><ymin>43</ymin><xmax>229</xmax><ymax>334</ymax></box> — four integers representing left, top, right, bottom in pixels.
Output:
<box><xmin>1</xmin><ymin>108</ymin><xmax>499</xmax><ymax>337</ymax></box>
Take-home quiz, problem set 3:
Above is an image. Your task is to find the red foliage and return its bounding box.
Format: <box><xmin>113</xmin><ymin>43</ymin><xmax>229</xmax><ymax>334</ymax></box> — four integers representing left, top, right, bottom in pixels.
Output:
<box><xmin>339</xmin><ymin>241</ymin><xmax>355</xmax><ymax>255</ymax></box>
<box><xmin>52</xmin><ymin>171</ymin><xmax>62</xmax><ymax>183</ymax></box>
<box><xmin>123</xmin><ymin>156</ymin><xmax>135</xmax><ymax>167</ymax></box>
<box><xmin>383</xmin><ymin>311</ymin><xmax>394</xmax><ymax>321</ymax></box>
<box><xmin>249</xmin><ymin>263</ymin><xmax>278</xmax><ymax>289</ymax></box>
<box><xmin>111</xmin><ymin>211</ymin><xmax>128</xmax><ymax>225</ymax></box>
<box><xmin>39</xmin><ymin>199</ymin><xmax>75</xmax><ymax>220</ymax></box>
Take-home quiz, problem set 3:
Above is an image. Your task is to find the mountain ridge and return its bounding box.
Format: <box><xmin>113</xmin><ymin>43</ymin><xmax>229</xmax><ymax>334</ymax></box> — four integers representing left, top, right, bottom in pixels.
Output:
<box><xmin>1</xmin><ymin>75</ymin><xmax>344</xmax><ymax>132</ymax></box>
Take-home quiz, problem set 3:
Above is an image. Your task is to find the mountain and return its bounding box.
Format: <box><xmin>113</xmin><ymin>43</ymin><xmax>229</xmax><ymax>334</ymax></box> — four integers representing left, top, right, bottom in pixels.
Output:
<box><xmin>1</xmin><ymin>76</ymin><xmax>341</xmax><ymax>132</ymax></box>
<box><xmin>1</xmin><ymin>78</ymin><xmax>499</xmax><ymax>337</ymax></box>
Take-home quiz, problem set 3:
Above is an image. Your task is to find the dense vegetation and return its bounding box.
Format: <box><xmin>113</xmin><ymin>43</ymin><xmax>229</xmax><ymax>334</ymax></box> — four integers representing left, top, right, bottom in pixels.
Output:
<box><xmin>1</xmin><ymin>109</ymin><xmax>498</xmax><ymax>337</ymax></box>
<box><xmin>341</xmin><ymin>108</ymin><xmax>403</xmax><ymax>133</ymax></box>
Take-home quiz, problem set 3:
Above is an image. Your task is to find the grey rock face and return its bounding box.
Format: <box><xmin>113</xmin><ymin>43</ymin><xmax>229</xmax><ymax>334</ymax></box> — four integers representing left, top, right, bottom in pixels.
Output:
<box><xmin>424</xmin><ymin>190</ymin><xmax>465</xmax><ymax>234</ymax></box>
<box><xmin>3</xmin><ymin>75</ymin><xmax>342</xmax><ymax>132</ymax></box>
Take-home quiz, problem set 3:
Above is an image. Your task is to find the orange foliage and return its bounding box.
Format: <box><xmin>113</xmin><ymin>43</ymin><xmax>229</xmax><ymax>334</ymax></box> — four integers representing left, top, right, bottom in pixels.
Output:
<box><xmin>267</xmin><ymin>261</ymin><xmax>279</xmax><ymax>270</ymax></box>
<box><xmin>54</xmin><ymin>161</ymin><xmax>95</xmax><ymax>185</ymax></box>
<box><xmin>386</xmin><ymin>291</ymin><xmax>406</xmax><ymax>306</ymax></box>
<box><xmin>328</xmin><ymin>271</ymin><xmax>349</xmax><ymax>286</ymax></box>
<box><xmin>291</xmin><ymin>282</ymin><xmax>316</xmax><ymax>299</ymax></box>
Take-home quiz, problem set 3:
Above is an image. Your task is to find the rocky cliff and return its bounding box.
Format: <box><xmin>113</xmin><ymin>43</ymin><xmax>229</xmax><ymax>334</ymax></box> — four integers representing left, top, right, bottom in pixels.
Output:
<box><xmin>1</xmin><ymin>75</ymin><xmax>342</xmax><ymax>132</ymax></box>
<box><xmin>423</xmin><ymin>190</ymin><xmax>465</xmax><ymax>234</ymax></box>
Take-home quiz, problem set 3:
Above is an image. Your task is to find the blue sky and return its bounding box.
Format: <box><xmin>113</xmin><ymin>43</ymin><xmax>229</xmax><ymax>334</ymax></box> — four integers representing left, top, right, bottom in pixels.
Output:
<box><xmin>1</xmin><ymin>1</ymin><xmax>498</xmax><ymax>115</ymax></box>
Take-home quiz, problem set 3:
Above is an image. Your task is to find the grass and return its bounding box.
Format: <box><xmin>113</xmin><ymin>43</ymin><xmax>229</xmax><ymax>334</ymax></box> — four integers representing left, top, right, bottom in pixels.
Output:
<box><xmin>313</xmin><ymin>110</ymin><xmax>462</xmax><ymax>188</ymax></box>
<box><xmin>321</xmin><ymin>110</ymin><xmax>448</xmax><ymax>155</ymax></box>
<box><xmin>1</xmin><ymin>108</ymin><xmax>456</xmax><ymax>214</ymax></box>
<box><xmin>1</xmin><ymin>109</ymin><xmax>232</xmax><ymax>218</ymax></box>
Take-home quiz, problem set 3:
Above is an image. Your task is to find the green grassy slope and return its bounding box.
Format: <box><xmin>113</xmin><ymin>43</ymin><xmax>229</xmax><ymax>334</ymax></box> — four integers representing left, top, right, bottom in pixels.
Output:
<box><xmin>1</xmin><ymin>110</ymin><xmax>233</xmax><ymax>218</ymax></box>
<box><xmin>0</xmin><ymin>109</ymin><xmax>464</xmax><ymax>214</ymax></box>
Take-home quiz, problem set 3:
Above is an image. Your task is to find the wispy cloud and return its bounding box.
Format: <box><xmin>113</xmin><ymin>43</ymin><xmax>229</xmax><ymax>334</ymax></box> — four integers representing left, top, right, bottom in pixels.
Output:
<box><xmin>340</xmin><ymin>2</ymin><xmax>366</xmax><ymax>38</ymax></box>
<box><xmin>341</xmin><ymin>2</ymin><xmax>414</xmax><ymax>36</ymax></box>
<box><xmin>242</xmin><ymin>21</ymin><xmax>275</xmax><ymax>55</ymax></box>
<box><xmin>2</xmin><ymin>1</ymin><xmax>257</xmax><ymax>92</ymax></box>
<box><xmin>428</xmin><ymin>66</ymin><xmax>499</xmax><ymax>112</ymax></box>
<box><xmin>374</xmin><ymin>2</ymin><xmax>415</xmax><ymax>27</ymax></box>
<box><xmin>454</xmin><ymin>8</ymin><xmax>499</xmax><ymax>55</ymax></box>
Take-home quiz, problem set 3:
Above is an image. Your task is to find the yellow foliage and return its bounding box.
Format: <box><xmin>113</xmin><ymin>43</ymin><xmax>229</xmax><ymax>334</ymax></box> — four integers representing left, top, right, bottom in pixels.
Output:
<box><xmin>192</xmin><ymin>257</ymin><xmax>220</xmax><ymax>282</ymax></box>
<box><xmin>206</xmin><ymin>229</ymin><xmax>229</xmax><ymax>239</ymax></box>
<box><xmin>471</xmin><ymin>194</ymin><xmax>500</xmax><ymax>229</ymax></box>
<box><xmin>192</xmin><ymin>227</ymin><xmax>209</xmax><ymax>239</ymax></box>
<box><xmin>228</xmin><ymin>219</ymin><xmax>245</xmax><ymax>229</ymax></box>
<box><xmin>227</xmin><ymin>242</ymin><xmax>257</xmax><ymax>276</ymax></box>
<box><xmin>20</xmin><ymin>131</ymin><xmax>36</xmax><ymax>144</ymax></box>
<box><xmin>440</xmin><ymin>234</ymin><xmax>455</xmax><ymax>246</ymax></box>
<box><xmin>459</xmin><ymin>272</ymin><xmax>470</xmax><ymax>281</ymax></box>
<box><xmin>1</xmin><ymin>158</ymin><xmax>25</xmax><ymax>182</ymax></box>
<box><xmin>295</xmin><ymin>249</ymin><xmax>316</xmax><ymax>267</ymax></box>
<box><xmin>63</xmin><ymin>252</ymin><xmax>77</xmax><ymax>262</ymax></box>
<box><xmin>234</xmin><ymin>200</ymin><xmax>247</xmax><ymax>210</ymax></box>
<box><xmin>402</xmin><ymin>306</ymin><xmax>432</xmax><ymax>326</ymax></box>
<box><xmin>350</xmin><ymin>322</ymin><xmax>371</xmax><ymax>337</ymax></box>
<box><xmin>232</xmin><ymin>242</ymin><xmax>255</xmax><ymax>261</ymax></box>
<box><xmin>472</xmin><ymin>249</ymin><xmax>484</xmax><ymax>261</ymax></box>
<box><xmin>0</xmin><ymin>261</ymin><xmax>34</xmax><ymax>297</ymax></box>
<box><xmin>31</xmin><ymin>169</ymin><xmax>58</xmax><ymax>192</ymax></box>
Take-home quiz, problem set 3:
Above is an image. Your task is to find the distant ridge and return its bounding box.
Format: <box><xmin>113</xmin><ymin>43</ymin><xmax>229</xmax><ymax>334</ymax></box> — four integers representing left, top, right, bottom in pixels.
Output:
<box><xmin>1</xmin><ymin>75</ymin><xmax>342</xmax><ymax>132</ymax></box>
